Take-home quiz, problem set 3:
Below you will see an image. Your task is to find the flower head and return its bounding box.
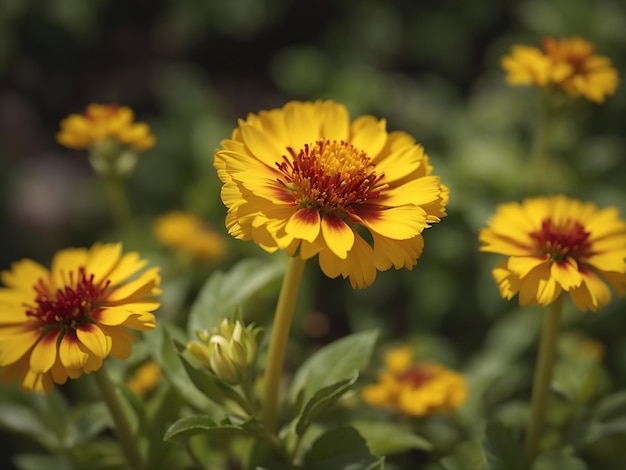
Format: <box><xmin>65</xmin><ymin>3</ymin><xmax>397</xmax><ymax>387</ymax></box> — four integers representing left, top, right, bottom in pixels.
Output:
<box><xmin>501</xmin><ymin>36</ymin><xmax>619</xmax><ymax>103</ymax></box>
<box><xmin>153</xmin><ymin>211</ymin><xmax>227</xmax><ymax>262</ymax></box>
<box><xmin>127</xmin><ymin>360</ymin><xmax>162</xmax><ymax>397</ymax></box>
<box><xmin>479</xmin><ymin>195</ymin><xmax>626</xmax><ymax>311</ymax></box>
<box><xmin>214</xmin><ymin>100</ymin><xmax>448</xmax><ymax>288</ymax></box>
<box><xmin>0</xmin><ymin>243</ymin><xmax>161</xmax><ymax>393</ymax></box>
<box><xmin>362</xmin><ymin>346</ymin><xmax>467</xmax><ymax>416</ymax></box>
<box><xmin>57</xmin><ymin>104</ymin><xmax>156</xmax><ymax>151</ymax></box>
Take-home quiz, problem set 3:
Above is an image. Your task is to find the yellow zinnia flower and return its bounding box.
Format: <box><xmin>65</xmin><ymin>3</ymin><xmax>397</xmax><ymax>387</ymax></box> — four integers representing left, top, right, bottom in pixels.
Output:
<box><xmin>0</xmin><ymin>243</ymin><xmax>161</xmax><ymax>393</ymax></box>
<box><xmin>153</xmin><ymin>211</ymin><xmax>227</xmax><ymax>262</ymax></box>
<box><xmin>362</xmin><ymin>346</ymin><xmax>467</xmax><ymax>416</ymax></box>
<box><xmin>57</xmin><ymin>103</ymin><xmax>156</xmax><ymax>151</ymax></box>
<box><xmin>501</xmin><ymin>36</ymin><xmax>619</xmax><ymax>103</ymax></box>
<box><xmin>479</xmin><ymin>195</ymin><xmax>626</xmax><ymax>311</ymax></box>
<box><xmin>214</xmin><ymin>100</ymin><xmax>448</xmax><ymax>288</ymax></box>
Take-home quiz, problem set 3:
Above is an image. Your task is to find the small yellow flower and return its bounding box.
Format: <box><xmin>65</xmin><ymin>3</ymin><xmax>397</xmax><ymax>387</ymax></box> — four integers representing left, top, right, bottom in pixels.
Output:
<box><xmin>362</xmin><ymin>347</ymin><xmax>467</xmax><ymax>416</ymax></box>
<box><xmin>127</xmin><ymin>360</ymin><xmax>162</xmax><ymax>397</ymax></box>
<box><xmin>57</xmin><ymin>104</ymin><xmax>156</xmax><ymax>151</ymax></box>
<box><xmin>501</xmin><ymin>36</ymin><xmax>619</xmax><ymax>103</ymax></box>
<box><xmin>0</xmin><ymin>243</ymin><xmax>161</xmax><ymax>393</ymax></box>
<box><xmin>153</xmin><ymin>211</ymin><xmax>227</xmax><ymax>262</ymax></box>
<box><xmin>479</xmin><ymin>195</ymin><xmax>626</xmax><ymax>311</ymax></box>
<box><xmin>214</xmin><ymin>100</ymin><xmax>448</xmax><ymax>289</ymax></box>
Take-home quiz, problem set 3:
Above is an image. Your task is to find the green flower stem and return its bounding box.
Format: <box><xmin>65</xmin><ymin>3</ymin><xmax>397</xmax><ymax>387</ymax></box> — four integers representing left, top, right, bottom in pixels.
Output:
<box><xmin>263</xmin><ymin>255</ymin><xmax>307</xmax><ymax>431</ymax></box>
<box><xmin>528</xmin><ymin>90</ymin><xmax>557</xmax><ymax>193</ymax></box>
<box><xmin>524</xmin><ymin>295</ymin><xmax>564</xmax><ymax>467</ymax></box>
<box><xmin>104</xmin><ymin>175</ymin><xmax>132</xmax><ymax>231</ymax></box>
<box><xmin>93</xmin><ymin>364</ymin><xmax>144</xmax><ymax>470</ymax></box>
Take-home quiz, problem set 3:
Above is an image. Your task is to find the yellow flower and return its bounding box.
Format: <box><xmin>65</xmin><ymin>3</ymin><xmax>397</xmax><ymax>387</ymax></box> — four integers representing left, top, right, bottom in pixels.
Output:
<box><xmin>57</xmin><ymin>104</ymin><xmax>156</xmax><ymax>151</ymax></box>
<box><xmin>153</xmin><ymin>211</ymin><xmax>227</xmax><ymax>262</ymax></box>
<box><xmin>0</xmin><ymin>243</ymin><xmax>161</xmax><ymax>393</ymax></box>
<box><xmin>214</xmin><ymin>100</ymin><xmax>448</xmax><ymax>289</ymax></box>
<box><xmin>479</xmin><ymin>195</ymin><xmax>626</xmax><ymax>311</ymax></box>
<box><xmin>501</xmin><ymin>36</ymin><xmax>619</xmax><ymax>103</ymax></box>
<box><xmin>127</xmin><ymin>360</ymin><xmax>162</xmax><ymax>397</ymax></box>
<box><xmin>362</xmin><ymin>346</ymin><xmax>467</xmax><ymax>416</ymax></box>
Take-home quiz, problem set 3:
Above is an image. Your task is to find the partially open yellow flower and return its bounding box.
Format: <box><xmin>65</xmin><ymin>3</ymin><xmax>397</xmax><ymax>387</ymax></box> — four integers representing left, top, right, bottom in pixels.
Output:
<box><xmin>153</xmin><ymin>211</ymin><xmax>227</xmax><ymax>262</ymax></box>
<box><xmin>57</xmin><ymin>104</ymin><xmax>156</xmax><ymax>151</ymax></box>
<box><xmin>501</xmin><ymin>36</ymin><xmax>619</xmax><ymax>103</ymax></box>
<box><xmin>362</xmin><ymin>346</ymin><xmax>467</xmax><ymax>416</ymax></box>
<box><xmin>214</xmin><ymin>100</ymin><xmax>448</xmax><ymax>288</ymax></box>
<box><xmin>479</xmin><ymin>195</ymin><xmax>626</xmax><ymax>311</ymax></box>
<box><xmin>0</xmin><ymin>243</ymin><xmax>161</xmax><ymax>393</ymax></box>
<box><xmin>127</xmin><ymin>360</ymin><xmax>162</xmax><ymax>397</ymax></box>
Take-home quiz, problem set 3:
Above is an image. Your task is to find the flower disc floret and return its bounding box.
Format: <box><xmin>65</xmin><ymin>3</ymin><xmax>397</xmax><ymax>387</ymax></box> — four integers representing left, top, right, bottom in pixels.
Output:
<box><xmin>0</xmin><ymin>243</ymin><xmax>161</xmax><ymax>393</ymax></box>
<box><xmin>214</xmin><ymin>100</ymin><xmax>448</xmax><ymax>288</ymax></box>
<box><xmin>479</xmin><ymin>195</ymin><xmax>626</xmax><ymax>311</ymax></box>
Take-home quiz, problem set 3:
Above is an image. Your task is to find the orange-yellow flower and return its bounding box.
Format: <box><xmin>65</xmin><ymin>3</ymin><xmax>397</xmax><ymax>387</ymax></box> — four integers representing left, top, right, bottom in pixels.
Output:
<box><xmin>0</xmin><ymin>243</ymin><xmax>161</xmax><ymax>393</ymax></box>
<box><xmin>501</xmin><ymin>36</ymin><xmax>619</xmax><ymax>103</ymax></box>
<box><xmin>479</xmin><ymin>195</ymin><xmax>626</xmax><ymax>311</ymax></box>
<box><xmin>362</xmin><ymin>346</ymin><xmax>467</xmax><ymax>416</ymax></box>
<box><xmin>214</xmin><ymin>100</ymin><xmax>448</xmax><ymax>288</ymax></box>
<box><xmin>57</xmin><ymin>103</ymin><xmax>156</xmax><ymax>151</ymax></box>
<box><xmin>127</xmin><ymin>360</ymin><xmax>162</xmax><ymax>397</ymax></box>
<box><xmin>153</xmin><ymin>211</ymin><xmax>227</xmax><ymax>262</ymax></box>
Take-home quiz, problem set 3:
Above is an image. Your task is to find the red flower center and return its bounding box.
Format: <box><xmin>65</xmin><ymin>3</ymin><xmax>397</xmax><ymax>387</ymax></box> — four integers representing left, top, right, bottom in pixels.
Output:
<box><xmin>26</xmin><ymin>268</ymin><xmax>109</xmax><ymax>328</ymax></box>
<box><xmin>397</xmin><ymin>366</ymin><xmax>433</xmax><ymax>388</ymax></box>
<box><xmin>530</xmin><ymin>218</ymin><xmax>592</xmax><ymax>262</ymax></box>
<box><xmin>276</xmin><ymin>139</ymin><xmax>385</xmax><ymax>215</ymax></box>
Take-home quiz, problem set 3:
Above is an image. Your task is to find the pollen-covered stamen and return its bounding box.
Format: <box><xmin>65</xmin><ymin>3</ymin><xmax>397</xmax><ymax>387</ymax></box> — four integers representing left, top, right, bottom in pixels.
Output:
<box><xmin>397</xmin><ymin>366</ymin><xmax>433</xmax><ymax>388</ymax></box>
<box><xmin>530</xmin><ymin>218</ymin><xmax>592</xmax><ymax>262</ymax></box>
<box><xmin>275</xmin><ymin>138</ymin><xmax>385</xmax><ymax>214</ymax></box>
<box><xmin>26</xmin><ymin>268</ymin><xmax>110</xmax><ymax>328</ymax></box>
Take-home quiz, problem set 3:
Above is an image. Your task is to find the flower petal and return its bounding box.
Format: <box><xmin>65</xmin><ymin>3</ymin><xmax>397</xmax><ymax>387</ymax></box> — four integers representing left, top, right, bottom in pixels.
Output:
<box><xmin>321</xmin><ymin>215</ymin><xmax>355</xmax><ymax>259</ymax></box>
<box><xmin>76</xmin><ymin>323</ymin><xmax>111</xmax><ymax>358</ymax></box>
<box><xmin>285</xmin><ymin>208</ymin><xmax>321</xmax><ymax>243</ymax></box>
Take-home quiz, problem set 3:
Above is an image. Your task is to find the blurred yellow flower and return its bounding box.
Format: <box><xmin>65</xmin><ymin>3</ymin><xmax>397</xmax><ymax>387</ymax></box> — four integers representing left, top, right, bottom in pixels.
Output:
<box><xmin>362</xmin><ymin>346</ymin><xmax>467</xmax><ymax>416</ymax></box>
<box><xmin>479</xmin><ymin>195</ymin><xmax>626</xmax><ymax>311</ymax></box>
<box><xmin>214</xmin><ymin>100</ymin><xmax>448</xmax><ymax>289</ymax></box>
<box><xmin>127</xmin><ymin>360</ymin><xmax>162</xmax><ymax>397</ymax></box>
<box><xmin>0</xmin><ymin>243</ymin><xmax>161</xmax><ymax>393</ymax></box>
<box><xmin>153</xmin><ymin>211</ymin><xmax>227</xmax><ymax>262</ymax></box>
<box><xmin>57</xmin><ymin>103</ymin><xmax>156</xmax><ymax>151</ymax></box>
<box><xmin>501</xmin><ymin>36</ymin><xmax>619</xmax><ymax>103</ymax></box>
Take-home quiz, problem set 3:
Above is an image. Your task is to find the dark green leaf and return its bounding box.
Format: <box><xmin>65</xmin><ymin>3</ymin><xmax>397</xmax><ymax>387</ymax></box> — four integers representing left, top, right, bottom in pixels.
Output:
<box><xmin>532</xmin><ymin>447</ymin><xmax>586</xmax><ymax>470</ymax></box>
<box><xmin>440</xmin><ymin>439</ymin><xmax>487</xmax><ymax>470</ymax></box>
<box><xmin>352</xmin><ymin>420</ymin><xmax>432</xmax><ymax>456</ymax></box>
<box><xmin>295</xmin><ymin>375</ymin><xmax>358</xmax><ymax>436</ymax></box>
<box><xmin>0</xmin><ymin>403</ymin><xmax>59</xmax><ymax>449</ymax></box>
<box><xmin>13</xmin><ymin>454</ymin><xmax>73</xmax><ymax>470</ymax></box>
<box><xmin>483</xmin><ymin>421</ymin><xmax>523</xmax><ymax>470</ymax></box>
<box><xmin>187</xmin><ymin>257</ymin><xmax>285</xmax><ymax>337</ymax></box>
<box><xmin>302</xmin><ymin>426</ymin><xmax>383</xmax><ymax>470</ymax></box>
<box><xmin>163</xmin><ymin>414</ymin><xmax>265</xmax><ymax>443</ymax></box>
<box><xmin>289</xmin><ymin>330</ymin><xmax>379</xmax><ymax>403</ymax></box>
<box><xmin>66</xmin><ymin>402</ymin><xmax>110</xmax><ymax>445</ymax></box>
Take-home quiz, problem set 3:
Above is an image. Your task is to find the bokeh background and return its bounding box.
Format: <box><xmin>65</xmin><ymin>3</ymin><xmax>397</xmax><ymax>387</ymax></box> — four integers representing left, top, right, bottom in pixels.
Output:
<box><xmin>2</xmin><ymin>0</ymin><xmax>626</xmax><ymax>468</ymax></box>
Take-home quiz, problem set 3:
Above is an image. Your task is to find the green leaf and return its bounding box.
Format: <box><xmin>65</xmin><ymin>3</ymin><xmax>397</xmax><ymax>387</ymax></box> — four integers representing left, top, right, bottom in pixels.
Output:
<box><xmin>187</xmin><ymin>257</ymin><xmax>285</xmax><ymax>336</ymax></box>
<box><xmin>13</xmin><ymin>454</ymin><xmax>73</xmax><ymax>470</ymax></box>
<box><xmin>302</xmin><ymin>426</ymin><xmax>383</xmax><ymax>470</ymax></box>
<box><xmin>173</xmin><ymin>339</ymin><xmax>237</xmax><ymax>405</ymax></box>
<box><xmin>0</xmin><ymin>403</ymin><xmax>60</xmax><ymax>449</ymax></box>
<box><xmin>289</xmin><ymin>330</ymin><xmax>379</xmax><ymax>403</ymax></box>
<box><xmin>295</xmin><ymin>375</ymin><xmax>358</xmax><ymax>436</ymax></box>
<box><xmin>483</xmin><ymin>421</ymin><xmax>524</xmax><ymax>470</ymax></box>
<box><xmin>564</xmin><ymin>390</ymin><xmax>626</xmax><ymax>446</ymax></box>
<box><xmin>440</xmin><ymin>439</ymin><xmax>487</xmax><ymax>470</ymax></box>
<box><xmin>163</xmin><ymin>414</ymin><xmax>265</xmax><ymax>443</ymax></box>
<box><xmin>532</xmin><ymin>447</ymin><xmax>586</xmax><ymax>470</ymax></box>
<box><xmin>352</xmin><ymin>420</ymin><xmax>432</xmax><ymax>456</ymax></box>
<box><xmin>66</xmin><ymin>402</ymin><xmax>110</xmax><ymax>445</ymax></box>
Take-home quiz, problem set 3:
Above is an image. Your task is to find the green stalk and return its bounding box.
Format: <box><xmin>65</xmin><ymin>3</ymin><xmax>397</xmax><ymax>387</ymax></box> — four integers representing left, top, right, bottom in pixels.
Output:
<box><xmin>104</xmin><ymin>175</ymin><xmax>132</xmax><ymax>231</ymax></box>
<box><xmin>523</xmin><ymin>295</ymin><xmax>564</xmax><ymax>466</ymax></box>
<box><xmin>527</xmin><ymin>90</ymin><xmax>557</xmax><ymax>194</ymax></box>
<box><xmin>262</xmin><ymin>256</ymin><xmax>307</xmax><ymax>431</ymax></box>
<box><xmin>93</xmin><ymin>364</ymin><xmax>144</xmax><ymax>470</ymax></box>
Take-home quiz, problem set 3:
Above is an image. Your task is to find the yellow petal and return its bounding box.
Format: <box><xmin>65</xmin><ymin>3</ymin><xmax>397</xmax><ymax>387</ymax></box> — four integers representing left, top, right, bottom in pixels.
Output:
<box><xmin>76</xmin><ymin>323</ymin><xmax>111</xmax><ymax>358</ymax></box>
<box><xmin>321</xmin><ymin>215</ymin><xmax>355</xmax><ymax>259</ymax></box>
<box><xmin>59</xmin><ymin>331</ymin><xmax>89</xmax><ymax>368</ymax></box>
<box><xmin>285</xmin><ymin>208</ymin><xmax>321</xmax><ymax>243</ymax></box>
<box><xmin>320</xmin><ymin>101</ymin><xmax>350</xmax><ymax>141</ymax></box>
<box><xmin>51</xmin><ymin>248</ymin><xmax>88</xmax><ymax>289</ymax></box>
<box><xmin>350</xmin><ymin>115</ymin><xmax>387</xmax><ymax>158</ymax></box>
<box><xmin>87</xmin><ymin>243</ymin><xmax>123</xmax><ymax>286</ymax></box>
<box><xmin>0</xmin><ymin>325</ymin><xmax>40</xmax><ymax>365</ymax></box>
<box><xmin>240</xmin><ymin>122</ymin><xmax>283</xmax><ymax>166</ymax></box>
<box><xmin>103</xmin><ymin>251</ymin><xmax>147</xmax><ymax>287</ymax></box>
<box><xmin>29</xmin><ymin>331</ymin><xmax>59</xmax><ymax>373</ymax></box>
<box><xmin>353</xmin><ymin>204</ymin><xmax>427</xmax><ymax>240</ymax></box>
<box><xmin>551</xmin><ymin>258</ymin><xmax>583</xmax><ymax>291</ymax></box>
<box><xmin>105</xmin><ymin>267</ymin><xmax>160</xmax><ymax>302</ymax></box>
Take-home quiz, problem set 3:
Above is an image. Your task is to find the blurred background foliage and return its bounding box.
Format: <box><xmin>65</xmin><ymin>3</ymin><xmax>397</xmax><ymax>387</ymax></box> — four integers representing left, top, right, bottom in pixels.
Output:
<box><xmin>2</xmin><ymin>0</ymin><xmax>626</xmax><ymax>468</ymax></box>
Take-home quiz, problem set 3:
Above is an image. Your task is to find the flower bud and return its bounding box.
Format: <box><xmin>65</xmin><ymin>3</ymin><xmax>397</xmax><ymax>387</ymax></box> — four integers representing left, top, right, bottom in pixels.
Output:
<box><xmin>187</xmin><ymin>318</ymin><xmax>262</xmax><ymax>386</ymax></box>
